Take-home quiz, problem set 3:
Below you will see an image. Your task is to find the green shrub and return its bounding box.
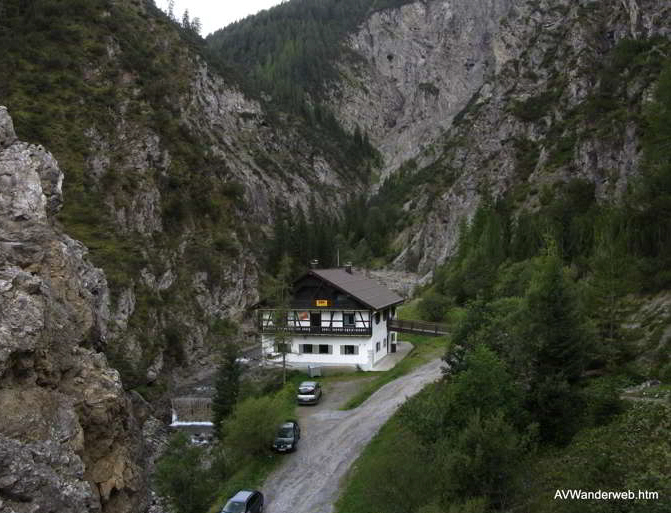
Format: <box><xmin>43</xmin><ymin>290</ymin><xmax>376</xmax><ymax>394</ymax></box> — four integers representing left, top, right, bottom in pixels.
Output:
<box><xmin>511</xmin><ymin>90</ymin><xmax>558</xmax><ymax>122</ymax></box>
<box><xmin>436</xmin><ymin>411</ymin><xmax>525</xmax><ymax>509</ymax></box>
<box><xmin>223</xmin><ymin>393</ymin><xmax>290</xmax><ymax>459</ymax></box>
<box><xmin>154</xmin><ymin>432</ymin><xmax>219</xmax><ymax>513</ymax></box>
<box><xmin>527</xmin><ymin>403</ymin><xmax>671</xmax><ymax>513</ymax></box>
<box><xmin>419</xmin><ymin>291</ymin><xmax>452</xmax><ymax>322</ymax></box>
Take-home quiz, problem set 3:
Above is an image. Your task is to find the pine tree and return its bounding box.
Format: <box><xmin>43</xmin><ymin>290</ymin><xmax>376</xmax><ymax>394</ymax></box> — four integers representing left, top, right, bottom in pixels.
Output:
<box><xmin>519</xmin><ymin>246</ymin><xmax>588</xmax><ymax>444</ymax></box>
<box><xmin>212</xmin><ymin>342</ymin><xmax>241</xmax><ymax>439</ymax></box>
<box><xmin>587</xmin><ymin>210</ymin><xmax>635</xmax><ymax>368</ymax></box>
<box><xmin>267</xmin><ymin>254</ymin><xmax>294</xmax><ymax>384</ymax></box>
<box><xmin>181</xmin><ymin>8</ymin><xmax>190</xmax><ymax>29</ymax></box>
<box><xmin>167</xmin><ymin>0</ymin><xmax>175</xmax><ymax>21</ymax></box>
<box><xmin>191</xmin><ymin>17</ymin><xmax>202</xmax><ymax>35</ymax></box>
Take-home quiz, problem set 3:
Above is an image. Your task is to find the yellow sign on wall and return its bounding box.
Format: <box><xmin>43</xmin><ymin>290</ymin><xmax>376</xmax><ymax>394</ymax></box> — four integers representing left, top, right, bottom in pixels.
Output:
<box><xmin>315</xmin><ymin>299</ymin><xmax>330</xmax><ymax>307</ymax></box>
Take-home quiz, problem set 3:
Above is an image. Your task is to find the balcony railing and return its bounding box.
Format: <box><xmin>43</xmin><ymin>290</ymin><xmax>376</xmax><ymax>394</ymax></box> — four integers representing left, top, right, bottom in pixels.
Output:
<box><xmin>261</xmin><ymin>325</ymin><xmax>372</xmax><ymax>337</ymax></box>
<box><xmin>388</xmin><ymin>318</ymin><xmax>449</xmax><ymax>336</ymax></box>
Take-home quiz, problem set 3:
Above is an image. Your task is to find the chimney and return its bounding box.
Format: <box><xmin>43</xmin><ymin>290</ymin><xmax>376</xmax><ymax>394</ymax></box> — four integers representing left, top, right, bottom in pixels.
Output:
<box><xmin>309</xmin><ymin>259</ymin><xmax>319</xmax><ymax>269</ymax></box>
<box><xmin>345</xmin><ymin>262</ymin><xmax>353</xmax><ymax>274</ymax></box>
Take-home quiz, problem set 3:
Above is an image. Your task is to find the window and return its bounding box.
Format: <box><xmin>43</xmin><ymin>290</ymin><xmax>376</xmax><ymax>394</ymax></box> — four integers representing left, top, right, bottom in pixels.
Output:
<box><xmin>391</xmin><ymin>306</ymin><xmax>396</xmax><ymax>318</ymax></box>
<box><xmin>376</xmin><ymin>341</ymin><xmax>380</xmax><ymax>352</ymax></box>
<box><xmin>375</xmin><ymin>312</ymin><xmax>380</xmax><ymax>324</ymax></box>
<box><xmin>384</xmin><ymin>337</ymin><xmax>387</xmax><ymax>347</ymax></box>
<box><xmin>343</xmin><ymin>312</ymin><xmax>356</xmax><ymax>327</ymax></box>
<box><xmin>341</xmin><ymin>345</ymin><xmax>359</xmax><ymax>355</ymax></box>
<box><xmin>301</xmin><ymin>344</ymin><xmax>314</xmax><ymax>354</ymax></box>
<box><xmin>383</xmin><ymin>309</ymin><xmax>389</xmax><ymax>321</ymax></box>
<box><xmin>319</xmin><ymin>344</ymin><xmax>331</xmax><ymax>354</ymax></box>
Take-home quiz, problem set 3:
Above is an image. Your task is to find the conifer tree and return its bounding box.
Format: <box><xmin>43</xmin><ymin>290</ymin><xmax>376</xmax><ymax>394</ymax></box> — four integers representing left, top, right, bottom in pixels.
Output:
<box><xmin>519</xmin><ymin>244</ymin><xmax>588</xmax><ymax>444</ymax></box>
<box><xmin>267</xmin><ymin>254</ymin><xmax>294</xmax><ymax>384</ymax></box>
<box><xmin>212</xmin><ymin>342</ymin><xmax>241</xmax><ymax>439</ymax></box>
<box><xmin>191</xmin><ymin>17</ymin><xmax>202</xmax><ymax>35</ymax></box>
<box><xmin>587</xmin><ymin>210</ymin><xmax>635</xmax><ymax>368</ymax></box>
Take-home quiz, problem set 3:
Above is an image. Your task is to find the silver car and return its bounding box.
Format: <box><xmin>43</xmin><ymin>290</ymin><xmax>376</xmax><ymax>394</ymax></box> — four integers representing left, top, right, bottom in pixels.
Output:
<box><xmin>296</xmin><ymin>381</ymin><xmax>322</xmax><ymax>405</ymax></box>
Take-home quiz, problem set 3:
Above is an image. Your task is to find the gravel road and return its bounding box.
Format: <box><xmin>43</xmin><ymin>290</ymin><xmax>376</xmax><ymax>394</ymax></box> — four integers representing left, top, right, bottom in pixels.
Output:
<box><xmin>261</xmin><ymin>357</ymin><xmax>444</xmax><ymax>513</ymax></box>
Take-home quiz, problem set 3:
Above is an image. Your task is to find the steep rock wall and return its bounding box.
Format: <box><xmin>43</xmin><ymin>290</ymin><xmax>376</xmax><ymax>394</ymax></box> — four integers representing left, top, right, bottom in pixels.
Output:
<box><xmin>361</xmin><ymin>0</ymin><xmax>671</xmax><ymax>275</ymax></box>
<box><xmin>330</xmin><ymin>0</ymin><xmax>512</xmax><ymax>180</ymax></box>
<box><xmin>0</xmin><ymin>0</ymin><xmax>369</xmax><ymax>390</ymax></box>
<box><xmin>0</xmin><ymin>107</ymin><xmax>147</xmax><ymax>512</ymax></box>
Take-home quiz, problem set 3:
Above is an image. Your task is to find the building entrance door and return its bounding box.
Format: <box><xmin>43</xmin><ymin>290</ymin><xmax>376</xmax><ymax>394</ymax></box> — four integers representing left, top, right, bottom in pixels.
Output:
<box><xmin>310</xmin><ymin>312</ymin><xmax>321</xmax><ymax>333</ymax></box>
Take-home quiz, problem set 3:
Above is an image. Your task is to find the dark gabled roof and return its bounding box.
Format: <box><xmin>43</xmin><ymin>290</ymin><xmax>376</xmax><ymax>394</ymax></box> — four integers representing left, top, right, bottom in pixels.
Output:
<box><xmin>301</xmin><ymin>268</ymin><xmax>404</xmax><ymax>311</ymax></box>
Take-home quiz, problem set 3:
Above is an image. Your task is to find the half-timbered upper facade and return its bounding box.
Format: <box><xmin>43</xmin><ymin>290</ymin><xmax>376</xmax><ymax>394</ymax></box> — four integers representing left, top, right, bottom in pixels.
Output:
<box><xmin>259</xmin><ymin>266</ymin><xmax>404</xmax><ymax>371</ymax></box>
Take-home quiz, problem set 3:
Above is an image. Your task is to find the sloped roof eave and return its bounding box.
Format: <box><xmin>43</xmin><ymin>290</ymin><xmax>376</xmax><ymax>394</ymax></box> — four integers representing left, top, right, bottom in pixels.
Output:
<box><xmin>296</xmin><ymin>269</ymin><xmax>404</xmax><ymax>311</ymax></box>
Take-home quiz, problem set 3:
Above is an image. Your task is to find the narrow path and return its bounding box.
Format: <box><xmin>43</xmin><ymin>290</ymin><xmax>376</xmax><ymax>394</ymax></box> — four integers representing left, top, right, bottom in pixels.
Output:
<box><xmin>261</xmin><ymin>358</ymin><xmax>444</xmax><ymax>513</ymax></box>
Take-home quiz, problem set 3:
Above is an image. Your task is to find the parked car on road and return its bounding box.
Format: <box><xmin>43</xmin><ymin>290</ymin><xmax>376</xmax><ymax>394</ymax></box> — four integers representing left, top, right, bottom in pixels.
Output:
<box><xmin>296</xmin><ymin>381</ymin><xmax>322</xmax><ymax>405</ymax></box>
<box><xmin>272</xmin><ymin>420</ymin><xmax>300</xmax><ymax>452</ymax></box>
<box><xmin>221</xmin><ymin>490</ymin><xmax>264</xmax><ymax>513</ymax></box>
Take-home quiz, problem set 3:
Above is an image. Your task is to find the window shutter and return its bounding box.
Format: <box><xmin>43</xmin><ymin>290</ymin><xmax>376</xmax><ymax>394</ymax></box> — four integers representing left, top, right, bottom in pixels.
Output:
<box><xmin>328</xmin><ymin>345</ymin><xmax>333</xmax><ymax>354</ymax></box>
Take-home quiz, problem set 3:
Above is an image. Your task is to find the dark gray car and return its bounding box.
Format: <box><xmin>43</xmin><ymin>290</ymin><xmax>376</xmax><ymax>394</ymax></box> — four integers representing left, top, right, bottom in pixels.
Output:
<box><xmin>221</xmin><ymin>490</ymin><xmax>264</xmax><ymax>513</ymax></box>
<box><xmin>272</xmin><ymin>420</ymin><xmax>300</xmax><ymax>452</ymax></box>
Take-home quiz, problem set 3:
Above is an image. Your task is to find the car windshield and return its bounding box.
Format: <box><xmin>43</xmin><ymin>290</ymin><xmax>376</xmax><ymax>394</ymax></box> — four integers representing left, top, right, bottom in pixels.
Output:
<box><xmin>222</xmin><ymin>500</ymin><xmax>246</xmax><ymax>513</ymax></box>
<box><xmin>278</xmin><ymin>427</ymin><xmax>293</xmax><ymax>438</ymax></box>
<box><xmin>298</xmin><ymin>386</ymin><xmax>314</xmax><ymax>394</ymax></box>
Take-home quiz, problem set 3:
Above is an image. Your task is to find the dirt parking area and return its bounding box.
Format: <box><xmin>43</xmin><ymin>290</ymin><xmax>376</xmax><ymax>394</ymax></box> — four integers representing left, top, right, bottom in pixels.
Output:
<box><xmin>261</xmin><ymin>358</ymin><xmax>444</xmax><ymax>513</ymax></box>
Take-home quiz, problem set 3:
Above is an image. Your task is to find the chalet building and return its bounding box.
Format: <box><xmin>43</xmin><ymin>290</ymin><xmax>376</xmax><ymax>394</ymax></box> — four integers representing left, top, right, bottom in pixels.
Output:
<box><xmin>259</xmin><ymin>264</ymin><xmax>404</xmax><ymax>371</ymax></box>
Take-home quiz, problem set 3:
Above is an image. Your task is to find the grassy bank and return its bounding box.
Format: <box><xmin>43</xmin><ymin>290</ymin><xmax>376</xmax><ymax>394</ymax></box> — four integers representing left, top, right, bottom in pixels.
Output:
<box><xmin>341</xmin><ymin>333</ymin><xmax>447</xmax><ymax>410</ymax></box>
<box><xmin>334</xmin><ymin>398</ymin><xmax>436</xmax><ymax>513</ymax></box>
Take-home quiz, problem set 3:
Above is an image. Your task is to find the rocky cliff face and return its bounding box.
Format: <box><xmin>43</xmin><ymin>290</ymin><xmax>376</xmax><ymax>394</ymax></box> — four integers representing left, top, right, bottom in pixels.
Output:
<box><xmin>0</xmin><ymin>106</ymin><xmax>147</xmax><ymax>513</ymax></box>
<box><xmin>330</xmin><ymin>0</ymin><xmax>512</xmax><ymax>180</ymax></box>
<box><xmin>334</xmin><ymin>0</ymin><xmax>670</xmax><ymax>276</ymax></box>
<box><xmin>0</xmin><ymin>0</ymin><xmax>370</xmax><ymax>391</ymax></box>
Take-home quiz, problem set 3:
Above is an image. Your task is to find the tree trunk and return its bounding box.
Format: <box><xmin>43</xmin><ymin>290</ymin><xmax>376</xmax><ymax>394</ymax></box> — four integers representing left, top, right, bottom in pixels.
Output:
<box><xmin>283</xmin><ymin>351</ymin><xmax>286</xmax><ymax>384</ymax></box>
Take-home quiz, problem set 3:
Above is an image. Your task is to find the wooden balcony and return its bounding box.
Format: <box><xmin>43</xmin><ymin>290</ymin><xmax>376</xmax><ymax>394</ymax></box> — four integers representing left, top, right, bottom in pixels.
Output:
<box><xmin>261</xmin><ymin>325</ymin><xmax>372</xmax><ymax>337</ymax></box>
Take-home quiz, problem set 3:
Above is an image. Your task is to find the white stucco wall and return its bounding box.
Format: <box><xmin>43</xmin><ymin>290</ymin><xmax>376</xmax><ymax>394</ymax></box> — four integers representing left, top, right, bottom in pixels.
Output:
<box><xmin>261</xmin><ymin>307</ymin><xmax>397</xmax><ymax>371</ymax></box>
<box><xmin>262</xmin><ymin>333</ymin><xmax>372</xmax><ymax>368</ymax></box>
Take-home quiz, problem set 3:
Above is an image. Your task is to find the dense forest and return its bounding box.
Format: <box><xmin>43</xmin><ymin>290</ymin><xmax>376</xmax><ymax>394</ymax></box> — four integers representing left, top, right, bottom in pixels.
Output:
<box><xmin>206</xmin><ymin>0</ymin><xmax>398</xmax><ymax>163</ymax></box>
<box><xmin>207</xmin><ymin>0</ymin><xmax>414</xmax><ymax>111</ymax></box>
<box><xmin>265</xmin><ymin>185</ymin><xmax>403</xmax><ymax>276</ymax></box>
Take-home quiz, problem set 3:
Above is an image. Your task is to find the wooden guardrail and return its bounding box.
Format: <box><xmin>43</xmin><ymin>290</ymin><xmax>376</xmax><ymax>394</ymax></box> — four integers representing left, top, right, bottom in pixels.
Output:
<box><xmin>388</xmin><ymin>318</ymin><xmax>450</xmax><ymax>336</ymax></box>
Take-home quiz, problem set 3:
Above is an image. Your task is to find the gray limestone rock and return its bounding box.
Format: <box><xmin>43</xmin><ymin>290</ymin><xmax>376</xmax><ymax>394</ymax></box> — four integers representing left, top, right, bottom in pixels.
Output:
<box><xmin>331</xmin><ymin>0</ymin><xmax>512</xmax><ymax>181</ymax></box>
<box><xmin>0</xmin><ymin>106</ymin><xmax>17</xmax><ymax>150</ymax></box>
<box><xmin>0</xmin><ymin>107</ymin><xmax>148</xmax><ymax>513</ymax></box>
